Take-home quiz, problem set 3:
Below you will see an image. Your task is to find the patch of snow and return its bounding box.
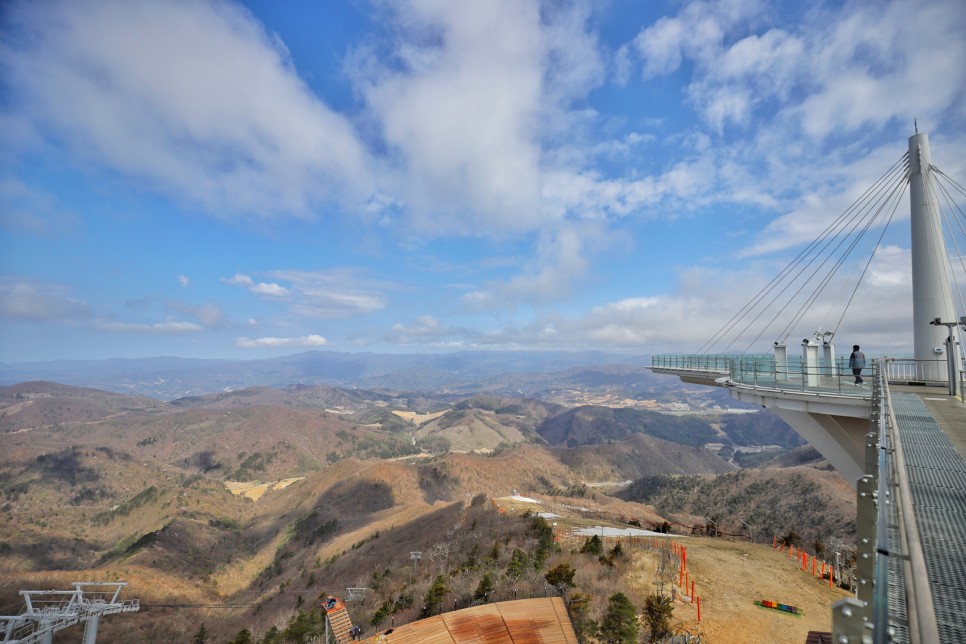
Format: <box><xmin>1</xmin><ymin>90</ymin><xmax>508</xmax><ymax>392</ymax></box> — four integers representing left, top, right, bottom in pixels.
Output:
<box><xmin>572</xmin><ymin>526</ymin><xmax>686</xmax><ymax>538</ymax></box>
<box><xmin>510</xmin><ymin>495</ymin><xmax>543</xmax><ymax>504</ymax></box>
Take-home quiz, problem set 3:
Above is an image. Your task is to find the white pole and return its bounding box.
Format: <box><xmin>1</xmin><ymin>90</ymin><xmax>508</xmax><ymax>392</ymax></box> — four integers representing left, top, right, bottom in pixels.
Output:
<box><xmin>83</xmin><ymin>614</ymin><xmax>100</xmax><ymax>644</ymax></box>
<box><xmin>909</xmin><ymin>132</ymin><xmax>959</xmax><ymax>381</ymax></box>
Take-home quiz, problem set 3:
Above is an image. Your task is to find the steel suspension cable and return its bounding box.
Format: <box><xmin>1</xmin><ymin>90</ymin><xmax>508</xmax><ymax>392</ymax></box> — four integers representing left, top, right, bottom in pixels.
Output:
<box><xmin>740</xmin><ymin>166</ymin><xmax>909</xmax><ymax>354</ymax></box>
<box><xmin>923</xmin><ymin>168</ymin><xmax>961</xmax><ymax>317</ymax></box>
<box><xmin>929</xmin><ymin>171</ymin><xmax>966</xmax><ymax>318</ymax></box>
<box><xmin>725</xmin><ymin>156</ymin><xmax>909</xmax><ymax>353</ymax></box>
<box><xmin>831</xmin><ymin>180</ymin><xmax>906</xmax><ymax>336</ymax></box>
<box><xmin>699</xmin><ymin>153</ymin><xmax>909</xmax><ymax>354</ymax></box>
<box><xmin>790</xmin><ymin>170</ymin><xmax>909</xmax><ymax>338</ymax></box>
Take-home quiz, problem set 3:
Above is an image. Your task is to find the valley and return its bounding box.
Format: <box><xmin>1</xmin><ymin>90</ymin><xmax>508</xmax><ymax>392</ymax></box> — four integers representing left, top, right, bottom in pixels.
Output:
<box><xmin>0</xmin><ymin>358</ymin><xmax>854</xmax><ymax>642</ymax></box>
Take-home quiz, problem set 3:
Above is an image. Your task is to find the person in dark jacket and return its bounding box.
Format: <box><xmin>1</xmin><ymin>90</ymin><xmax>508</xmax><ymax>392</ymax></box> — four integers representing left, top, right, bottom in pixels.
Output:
<box><xmin>849</xmin><ymin>345</ymin><xmax>866</xmax><ymax>385</ymax></box>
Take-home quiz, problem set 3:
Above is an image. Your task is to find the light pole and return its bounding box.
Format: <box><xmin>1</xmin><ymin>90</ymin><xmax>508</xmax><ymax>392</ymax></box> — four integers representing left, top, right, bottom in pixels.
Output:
<box><xmin>928</xmin><ymin>317</ymin><xmax>964</xmax><ymax>395</ymax></box>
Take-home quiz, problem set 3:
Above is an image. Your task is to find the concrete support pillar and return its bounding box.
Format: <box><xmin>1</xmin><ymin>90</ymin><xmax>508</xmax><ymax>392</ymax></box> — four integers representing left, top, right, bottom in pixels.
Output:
<box><xmin>909</xmin><ymin>132</ymin><xmax>960</xmax><ymax>382</ymax></box>
<box><xmin>770</xmin><ymin>409</ymin><xmax>866</xmax><ymax>484</ymax></box>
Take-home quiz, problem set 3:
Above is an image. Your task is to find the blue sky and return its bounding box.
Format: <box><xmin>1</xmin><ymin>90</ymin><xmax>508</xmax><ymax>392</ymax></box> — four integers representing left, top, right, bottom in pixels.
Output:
<box><xmin>1</xmin><ymin>0</ymin><xmax>965</xmax><ymax>362</ymax></box>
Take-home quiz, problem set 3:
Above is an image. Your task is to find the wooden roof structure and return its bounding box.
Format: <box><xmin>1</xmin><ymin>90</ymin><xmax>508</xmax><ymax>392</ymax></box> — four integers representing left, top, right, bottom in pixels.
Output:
<box><xmin>360</xmin><ymin>597</ymin><xmax>579</xmax><ymax>644</ymax></box>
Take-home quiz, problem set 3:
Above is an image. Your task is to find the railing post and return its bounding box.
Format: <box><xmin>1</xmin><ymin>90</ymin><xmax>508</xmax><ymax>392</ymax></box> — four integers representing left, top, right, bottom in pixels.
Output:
<box><xmin>855</xmin><ymin>474</ymin><xmax>876</xmax><ymax>621</ymax></box>
<box><xmin>832</xmin><ymin>597</ymin><xmax>870</xmax><ymax>643</ymax></box>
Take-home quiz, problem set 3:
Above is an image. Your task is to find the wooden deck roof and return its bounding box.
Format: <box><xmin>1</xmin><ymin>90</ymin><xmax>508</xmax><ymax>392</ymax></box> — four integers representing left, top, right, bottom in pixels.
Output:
<box><xmin>359</xmin><ymin>597</ymin><xmax>578</xmax><ymax>644</ymax></box>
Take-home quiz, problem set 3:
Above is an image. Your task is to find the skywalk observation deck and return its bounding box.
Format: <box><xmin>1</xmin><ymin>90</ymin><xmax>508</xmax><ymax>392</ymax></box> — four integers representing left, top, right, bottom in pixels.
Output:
<box><xmin>652</xmin><ymin>354</ymin><xmax>966</xmax><ymax>642</ymax></box>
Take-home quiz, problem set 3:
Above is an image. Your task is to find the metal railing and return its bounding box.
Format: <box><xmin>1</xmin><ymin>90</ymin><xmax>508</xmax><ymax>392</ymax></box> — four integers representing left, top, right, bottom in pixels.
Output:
<box><xmin>653</xmin><ymin>354</ymin><xmax>964</xmax><ymax>396</ymax></box>
<box><xmin>832</xmin><ymin>361</ymin><xmax>940</xmax><ymax>643</ymax></box>
<box><xmin>652</xmin><ymin>353</ymin><xmax>871</xmax><ymax>395</ymax></box>
<box><xmin>649</xmin><ymin>354</ymin><xmax>733</xmax><ymax>373</ymax></box>
<box><xmin>883</xmin><ymin>358</ymin><xmax>947</xmax><ymax>383</ymax></box>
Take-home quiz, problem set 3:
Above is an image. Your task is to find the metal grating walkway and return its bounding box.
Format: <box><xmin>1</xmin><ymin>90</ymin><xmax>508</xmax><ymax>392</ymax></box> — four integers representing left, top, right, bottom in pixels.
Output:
<box><xmin>891</xmin><ymin>393</ymin><xmax>966</xmax><ymax>642</ymax></box>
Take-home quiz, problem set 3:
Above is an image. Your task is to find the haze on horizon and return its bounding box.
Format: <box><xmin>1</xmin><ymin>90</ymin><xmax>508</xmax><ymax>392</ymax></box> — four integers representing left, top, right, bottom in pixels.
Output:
<box><xmin>2</xmin><ymin>0</ymin><xmax>965</xmax><ymax>364</ymax></box>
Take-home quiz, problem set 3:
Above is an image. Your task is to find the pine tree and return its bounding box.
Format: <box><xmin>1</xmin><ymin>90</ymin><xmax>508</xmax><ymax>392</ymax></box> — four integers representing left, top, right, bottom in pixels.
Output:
<box><xmin>544</xmin><ymin>563</ymin><xmax>576</xmax><ymax>590</ymax></box>
<box><xmin>506</xmin><ymin>548</ymin><xmax>529</xmax><ymax>579</ymax></box>
<box><xmin>192</xmin><ymin>624</ymin><xmax>209</xmax><ymax>644</ymax></box>
<box><xmin>228</xmin><ymin>629</ymin><xmax>254</xmax><ymax>644</ymax></box>
<box><xmin>421</xmin><ymin>575</ymin><xmax>449</xmax><ymax>617</ymax></box>
<box><xmin>474</xmin><ymin>572</ymin><xmax>494</xmax><ymax>600</ymax></box>
<box><xmin>601</xmin><ymin>592</ymin><xmax>639</xmax><ymax>644</ymax></box>
<box><xmin>580</xmin><ymin>534</ymin><xmax>603</xmax><ymax>555</ymax></box>
<box><xmin>642</xmin><ymin>593</ymin><xmax>674</xmax><ymax>643</ymax></box>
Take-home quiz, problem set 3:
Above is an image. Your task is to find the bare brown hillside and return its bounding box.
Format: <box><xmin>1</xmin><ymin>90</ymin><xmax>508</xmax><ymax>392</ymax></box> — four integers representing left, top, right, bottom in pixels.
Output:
<box><xmin>0</xmin><ymin>382</ymin><xmax>165</xmax><ymax>433</ymax></box>
<box><xmin>620</xmin><ymin>466</ymin><xmax>856</xmax><ymax>550</ymax></box>
<box><xmin>553</xmin><ymin>432</ymin><xmax>733</xmax><ymax>480</ymax></box>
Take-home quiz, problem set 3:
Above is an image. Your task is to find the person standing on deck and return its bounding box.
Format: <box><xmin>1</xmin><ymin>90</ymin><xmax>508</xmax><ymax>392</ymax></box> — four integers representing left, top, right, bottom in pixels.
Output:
<box><xmin>849</xmin><ymin>345</ymin><xmax>866</xmax><ymax>385</ymax></box>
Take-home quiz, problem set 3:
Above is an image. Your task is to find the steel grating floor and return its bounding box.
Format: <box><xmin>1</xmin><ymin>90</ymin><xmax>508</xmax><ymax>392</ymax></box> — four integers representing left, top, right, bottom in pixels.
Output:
<box><xmin>892</xmin><ymin>393</ymin><xmax>966</xmax><ymax>643</ymax></box>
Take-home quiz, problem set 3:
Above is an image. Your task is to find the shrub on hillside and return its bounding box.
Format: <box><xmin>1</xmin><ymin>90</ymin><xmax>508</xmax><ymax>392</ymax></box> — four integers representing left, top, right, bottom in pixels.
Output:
<box><xmin>600</xmin><ymin>592</ymin><xmax>639</xmax><ymax>644</ymax></box>
<box><xmin>642</xmin><ymin>593</ymin><xmax>673</xmax><ymax>643</ymax></box>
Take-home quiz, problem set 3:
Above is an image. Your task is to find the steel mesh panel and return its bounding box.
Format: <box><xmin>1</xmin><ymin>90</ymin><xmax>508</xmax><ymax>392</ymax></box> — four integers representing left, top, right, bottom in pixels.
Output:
<box><xmin>891</xmin><ymin>393</ymin><xmax>966</xmax><ymax>641</ymax></box>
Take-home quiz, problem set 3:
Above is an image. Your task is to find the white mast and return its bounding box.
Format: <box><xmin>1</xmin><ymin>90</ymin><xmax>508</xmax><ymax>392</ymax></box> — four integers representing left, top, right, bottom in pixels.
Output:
<box><xmin>909</xmin><ymin>132</ymin><xmax>960</xmax><ymax>381</ymax></box>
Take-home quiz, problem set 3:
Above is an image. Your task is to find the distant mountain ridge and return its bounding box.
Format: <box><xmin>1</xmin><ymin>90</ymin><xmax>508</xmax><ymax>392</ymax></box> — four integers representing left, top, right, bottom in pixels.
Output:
<box><xmin>0</xmin><ymin>350</ymin><xmax>653</xmax><ymax>400</ymax></box>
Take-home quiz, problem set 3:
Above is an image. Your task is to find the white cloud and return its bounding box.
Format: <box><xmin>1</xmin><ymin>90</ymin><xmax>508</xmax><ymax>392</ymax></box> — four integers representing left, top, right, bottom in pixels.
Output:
<box><xmin>626</xmin><ymin>0</ymin><xmax>966</xmax><ymax>137</ymax></box>
<box><xmin>385</xmin><ymin>315</ymin><xmax>461</xmax><ymax>344</ymax></box>
<box><xmin>176</xmin><ymin>274</ymin><xmax>189</xmax><ymax>287</ymax></box>
<box><xmin>96</xmin><ymin>320</ymin><xmax>202</xmax><ymax>333</ymax></box>
<box><xmin>2</xmin><ymin>0</ymin><xmax>373</xmax><ymax>220</ymax></box>
<box><xmin>793</xmin><ymin>0</ymin><xmax>966</xmax><ymax>140</ymax></box>
<box><xmin>463</xmin><ymin>223</ymin><xmax>615</xmax><ymax>308</ymax></box>
<box><xmin>267</xmin><ymin>269</ymin><xmax>387</xmax><ymax>318</ymax></box>
<box><xmin>166</xmin><ymin>301</ymin><xmax>226</xmax><ymax>328</ymax></box>
<box><xmin>222</xmin><ymin>269</ymin><xmax>386</xmax><ymax>318</ymax></box>
<box><xmin>457</xmin><ymin>248</ymin><xmax>917</xmax><ymax>354</ymax></box>
<box><xmin>349</xmin><ymin>0</ymin><xmax>614</xmax><ymax>236</ymax></box>
<box><xmin>235</xmin><ymin>334</ymin><xmax>327</xmax><ymax>348</ymax></box>
<box><xmin>0</xmin><ymin>177</ymin><xmax>78</xmax><ymax>235</ymax></box>
<box><xmin>250</xmin><ymin>282</ymin><xmax>290</xmax><ymax>298</ymax></box>
<box><xmin>222</xmin><ymin>273</ymin><xmax>290</xmax><ymax>299</ymax></box>
<box><xmin>634</xmin><ymin>16</ymin><xmax>686</xmax><ymax>77</ymax></box>
<box><xmin>0</xmin><ymin>278</ymin><xmax>88</xmax><ymax>320</ymax></box>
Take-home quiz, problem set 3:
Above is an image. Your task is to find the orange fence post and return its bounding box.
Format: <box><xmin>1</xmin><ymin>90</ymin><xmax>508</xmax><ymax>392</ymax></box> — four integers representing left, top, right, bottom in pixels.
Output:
<box><xmin>829</xmin><ymin>566</ymin><xmax>834</xmax><ymax>588</ymax></box>
<box><xmin>773</xmin><ymin>535</ymin><xmax>777</xmax><ymax>548</ymax></box>
<box><xmin>697</xmin><ymin>596</ymin><xmax>701</xmax><ymax>622</ymax></box>
<box><xmin>691</xmin><ymin>580</ymin><xmax>695</xmax><ymax>600</ymax></box>
<box><xmin>679</xmin><ymin>566</ymin><xmax>684</xmax><ymax>587</ymax></box>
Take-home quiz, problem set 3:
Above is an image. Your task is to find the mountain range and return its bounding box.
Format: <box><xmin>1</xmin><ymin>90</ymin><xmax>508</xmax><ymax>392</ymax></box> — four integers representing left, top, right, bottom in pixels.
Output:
<box><xmin>0</xmin><ymin>353</ymin><xmax>852</xmax><ymax>642</ymax></box>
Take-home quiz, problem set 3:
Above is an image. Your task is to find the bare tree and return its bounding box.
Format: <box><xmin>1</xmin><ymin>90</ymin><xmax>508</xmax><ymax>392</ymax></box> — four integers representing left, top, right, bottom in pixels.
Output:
<box><xmin>430</xmin><ymin>542</ymin><xmax>451</xmax><ymax>575</ymax></box>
